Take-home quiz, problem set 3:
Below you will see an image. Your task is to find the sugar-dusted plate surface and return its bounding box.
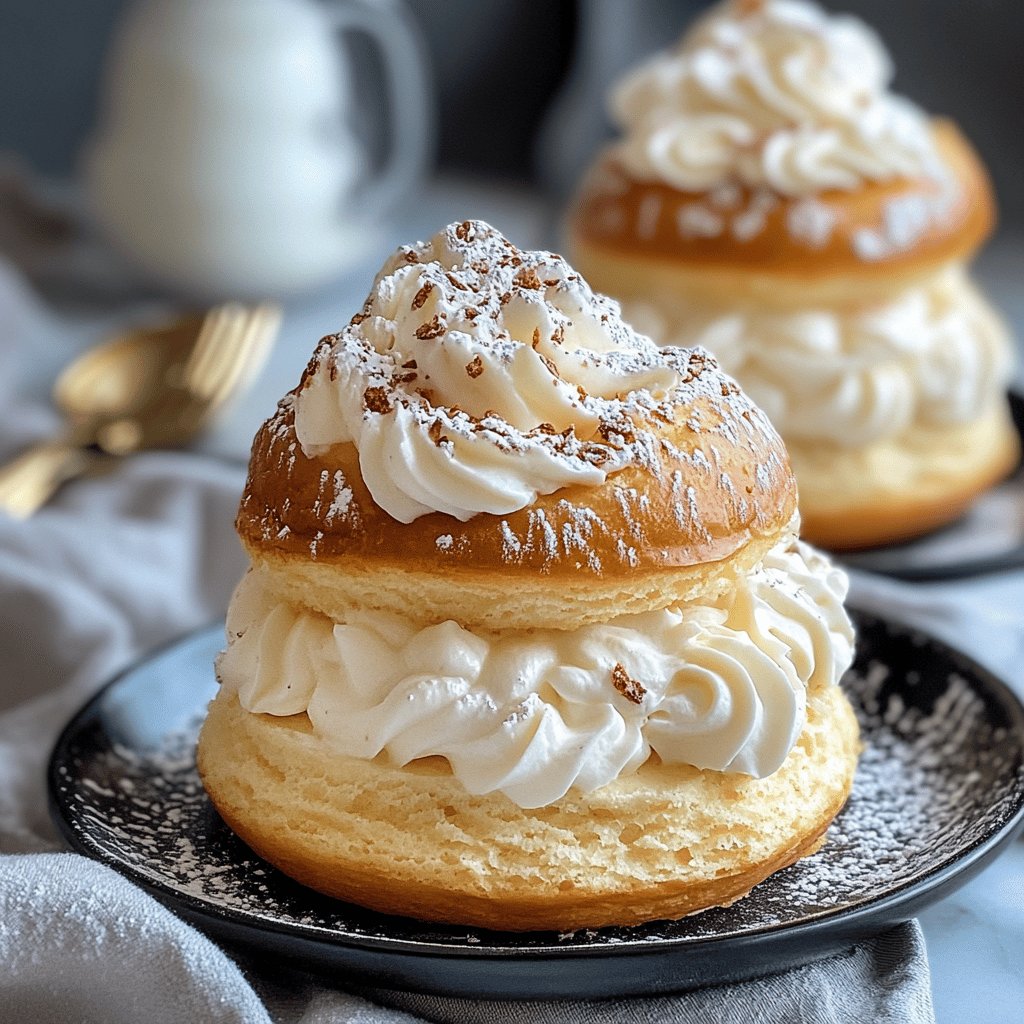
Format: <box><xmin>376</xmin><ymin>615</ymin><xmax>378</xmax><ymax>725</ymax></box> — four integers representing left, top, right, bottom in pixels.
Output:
<box><xmin>839</xmin><ymin>392</ymin><xmax>1024</xmax><ymax>581</ymax></box>
<box><xmin>49</xmin><ymin>612</ymin><xmax>1024</xmax><ymax>999</ymax></box>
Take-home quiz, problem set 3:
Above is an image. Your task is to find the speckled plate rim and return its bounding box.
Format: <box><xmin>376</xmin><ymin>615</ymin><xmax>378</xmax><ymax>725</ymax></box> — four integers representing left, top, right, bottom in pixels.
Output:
<box><xmin>47</xmin><ymin>610</ymin><xmax>1024</xmax><ymax>964</ymax></box>
<box><xmin>838</xmin><ymin>391</ymin><xmax>1024</xmax><ymax>582</ymax></box>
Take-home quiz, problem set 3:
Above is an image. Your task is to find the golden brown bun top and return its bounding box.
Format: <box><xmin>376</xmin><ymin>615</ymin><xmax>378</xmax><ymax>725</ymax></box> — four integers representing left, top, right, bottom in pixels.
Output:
<box><xmin>568</xmin><ymin>121</ymin><xmax>994</xmax><ymax>282</ymax></box>
<box><xmin>236</xmin><ymin>360</ymin><xmax>797</xmax><ymax>581</ymax></box>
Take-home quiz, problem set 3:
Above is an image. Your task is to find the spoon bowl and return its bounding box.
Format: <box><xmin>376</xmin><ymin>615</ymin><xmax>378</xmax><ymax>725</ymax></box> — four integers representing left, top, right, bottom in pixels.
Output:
<box><xmin>0</xmin><ymin>303</ymin><xmax>280</xmax><ymax>517</ymax></box>
<box><xmin>54</xmin><ymin>315</ymin><xmax>206</xmax><ymax>426</ymax></box>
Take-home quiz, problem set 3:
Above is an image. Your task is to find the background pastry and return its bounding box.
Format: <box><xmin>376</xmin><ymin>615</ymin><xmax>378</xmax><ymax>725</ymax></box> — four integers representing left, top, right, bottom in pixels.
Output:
<box><xmin>198</xmin><ymin>220</ymin><xmax>859</xmax><ymax>931</ymax></box>
<box><xmin>568</xmin><ymin>0</ymin><xmax>1019</xmax><ymax>550</ymax></box>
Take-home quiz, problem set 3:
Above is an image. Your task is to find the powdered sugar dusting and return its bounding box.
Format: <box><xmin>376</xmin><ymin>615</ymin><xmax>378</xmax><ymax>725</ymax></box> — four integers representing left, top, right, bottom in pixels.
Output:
<box><xmin>583</xmin><ymin>171</ymin><xmax>961</xmax><ymax>260</ymax></box>
<box><xmin>731</xmin><ymin>189</ymin><xmax>778</xmax><ymax>242</ymax></box>
<box><xmin>786</xmin><ymin>198</ymin><xmax>837</xmax><ymax>248</ymax></box>
<box><xmin>751</xmin><ymin>659</ymin><xmax>1011</xmax><ymax>918</ymax></box>
<box><xmin>499</xmin><ymin>520</ymin><xmax>522</xmax><ymax>561</ymax></box>
<box><xmin>676</xmin><ymin>204</ymin><xmax>724</xmax><ymax>239</ymax></box>
<box><xmin>324</xmin><ymin>471</ymin><xmax>352</xmax><ymax>525</ymax></box>
<box><xmin>851</xmin><ymin>175</ymin><xmax>960</xmax><ymax>262</ymax></box>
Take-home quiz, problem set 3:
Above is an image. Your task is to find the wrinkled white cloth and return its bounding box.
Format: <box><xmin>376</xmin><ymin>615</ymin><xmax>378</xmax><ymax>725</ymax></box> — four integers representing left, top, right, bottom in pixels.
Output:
<box><xmin>0</xmin><ymin>855</ymin><xmax>272</xmax><ymax>1024</ymax></box>
<box><xmin>0</xmin><ymin>246</ymin><xmax>946</xmax><ymax>1024</ymax></box>
<box><xmin>0</xmin><ymin>851</ymin><xmax>937</xmax><ymax>1024</ymax></box>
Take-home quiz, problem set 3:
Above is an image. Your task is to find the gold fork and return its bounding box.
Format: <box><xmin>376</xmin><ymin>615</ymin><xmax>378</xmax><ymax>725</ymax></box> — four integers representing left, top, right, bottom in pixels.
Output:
<box><xmin>0</xmin><ymin>302</ymin><xmax>281</xmax><ymax>518</ymax></box>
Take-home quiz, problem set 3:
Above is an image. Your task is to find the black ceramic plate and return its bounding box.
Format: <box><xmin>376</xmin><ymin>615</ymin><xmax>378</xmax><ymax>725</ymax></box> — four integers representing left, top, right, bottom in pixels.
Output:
<box><xmin>839</xmin><ymin>392</ymin><xmax>1024</xmax><ymax>581</ymax></box>
<box><xmin>49</xmin><ymin>612</ymin><xmax>1024</xmax><ymax>1000</ymax></box>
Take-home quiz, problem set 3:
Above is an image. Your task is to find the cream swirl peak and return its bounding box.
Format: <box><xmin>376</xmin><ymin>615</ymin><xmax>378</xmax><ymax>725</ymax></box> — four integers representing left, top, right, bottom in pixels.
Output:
<box><xmin>610</xmin><ymin>0</ymin><xmax>942</xmax><ymax>197</ymax></box>
<box><xmin>218</xmin><ymin>535</ymin><xmax>854</xmax><ymax>808</ymax></box>
<box><xmin>294</xmin><ymin>220</ymin><xmax>747</xmax><ymax>523</ymax></box>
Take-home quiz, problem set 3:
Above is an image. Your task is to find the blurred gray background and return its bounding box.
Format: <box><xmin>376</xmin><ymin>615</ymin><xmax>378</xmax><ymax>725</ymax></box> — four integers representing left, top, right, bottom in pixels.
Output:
<box><xmin>2</xmin><ymin>1</ymin><xmax>1022</xmax><ymax>224</ymax></box>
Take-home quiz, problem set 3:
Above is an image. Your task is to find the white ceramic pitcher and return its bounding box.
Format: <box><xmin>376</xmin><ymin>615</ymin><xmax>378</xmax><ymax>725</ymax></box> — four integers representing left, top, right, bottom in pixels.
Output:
<box><xmin>84</xmin><ymin>0</ymin><xmax>431</xmax><ymax>297</ymax></box>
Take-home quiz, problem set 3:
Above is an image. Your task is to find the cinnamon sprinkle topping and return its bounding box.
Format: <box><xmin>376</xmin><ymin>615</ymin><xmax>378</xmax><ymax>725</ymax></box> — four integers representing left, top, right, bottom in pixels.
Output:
<box><xmin>465</xmin><ymin>355</ymin><xmax>484</xmax><ymax>378</ymax></box>
<box><xmin>427</xmin><ymin>420</ymin><xmax>450</xmax><ymax>448</ymax></box>
<box><xmin>598</xmin><ymin>419</ymin><xmax>635</xmax><ymax>446</ymax></box>
<box><xmin>415</xmin><ymin>314</ymin><xmax>446</xmax><ymax>340</ymax></box>
<box><xmin>411</xmin><ymin>282</ymin><xmax>434</xmax><ymax>310</ymax></box>
<box><xmin>540</xmin><ymin>354</ymin><xmax>560</xmax><ymax>377</ymax></box>
<box><xmin>611</xmin><ymin>662</ymin><xmax>646</xmax><ymax>704</ymax></box>
<box><xmin>683</xmin><ymin>351</ymin><xmax>709</xmax><ymax>382</ymax></box>
<box><xmin>363</xmin><ymin>386</ymin><xmax>391</xmax><ymax>414</ymax></box>
<box><xmin>513</xmin><ymin>266</ymin><xmax>543</xmax><ymax>290</ymax></box>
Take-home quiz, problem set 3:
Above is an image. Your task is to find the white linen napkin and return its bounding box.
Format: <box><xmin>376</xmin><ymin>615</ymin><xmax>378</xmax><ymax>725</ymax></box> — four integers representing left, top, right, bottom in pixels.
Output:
<box><xmin>0</xmin><ymin>854</ymin><xmax>273</xmax><ymax>1024</ymax></box>
<box><xmin>0</xmin><ymin>848</ymin><xmax>934</xmax><ymax>1024</ymax></box>
<box><xmin>0</xmin><ymin>248</ymin><xmax>943</xmax><ymax>1024</ymax></box>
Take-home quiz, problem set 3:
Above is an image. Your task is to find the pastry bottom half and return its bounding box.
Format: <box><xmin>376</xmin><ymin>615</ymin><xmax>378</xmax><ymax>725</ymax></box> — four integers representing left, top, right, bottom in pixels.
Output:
<box><xmin>197</xmin><ymin>682</ymin><xmax>860</xmax><ymax>932</ymax></box>
<box><xmin>793</xmin><ymin>404</ymin><xmax>1020</xmax><ymax>551</ymax></box>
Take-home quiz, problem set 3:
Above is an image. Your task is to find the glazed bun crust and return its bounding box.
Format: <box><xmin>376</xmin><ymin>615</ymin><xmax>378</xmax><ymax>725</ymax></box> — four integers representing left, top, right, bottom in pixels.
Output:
<box><xmin>569</xmin><ymin>121</ymin><xmax>994</xmax><ymax>308</ymax></box>
<box><xmin>239</xmin><ymin>388</ymin><xmax>796</xmax><ymax>576</ymax></box>
<box><xmin>197</xmin><ymin>682</ymin><xmax>859</xmax><ymax>932</ymax></box>
<box><xmin>236</xmin><ymin>382</ymin><xmax>797</xmax><ymax>631</ymax></box>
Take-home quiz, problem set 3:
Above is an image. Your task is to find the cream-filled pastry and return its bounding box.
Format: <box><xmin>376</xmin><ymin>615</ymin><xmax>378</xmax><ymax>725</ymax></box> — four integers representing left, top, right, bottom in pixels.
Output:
<box><xmin>569</xmin><ymin>0</ymin><xmax>1018</xmax><ymax>550</ymax></box>
<box><xmin>198</xmin><ymin>220</ymin><xmax>859</xmax><ymax>931</ymax></box>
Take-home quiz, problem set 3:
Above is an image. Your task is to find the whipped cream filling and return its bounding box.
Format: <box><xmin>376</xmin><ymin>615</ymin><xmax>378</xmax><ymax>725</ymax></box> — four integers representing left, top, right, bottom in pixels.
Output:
<box><xmin>293</xmin><ymin>220</ymin><xmax>761</xmax><ymax>524</ymax></box>
<box><xmin>610</xmin><ymin>0</ymin><xmax>942</xmax><ymax>197</ymax></box>
<box><xmin>217</xmin><ymin>537</ymin><xmax>854</xmax><ymax>808</ymax></box>
<box><xmin>628</xmin><ymin>267</ymin><xmax>1013</xmax><ymax>448</ymax></box>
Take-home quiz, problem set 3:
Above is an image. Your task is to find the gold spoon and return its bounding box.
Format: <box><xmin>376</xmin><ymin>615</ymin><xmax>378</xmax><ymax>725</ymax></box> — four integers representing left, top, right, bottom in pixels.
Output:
<box><xmin>0</xmin><ymin>303</ymin><xmax>280</xmax><ymax>518</ymax></box>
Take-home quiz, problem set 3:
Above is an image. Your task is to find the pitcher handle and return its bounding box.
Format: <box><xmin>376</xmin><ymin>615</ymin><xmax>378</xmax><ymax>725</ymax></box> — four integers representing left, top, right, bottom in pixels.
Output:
<box><xmin>328</xmin><ymin>0</ymin><xmax>433</xmax><ymax>215</ymax></box>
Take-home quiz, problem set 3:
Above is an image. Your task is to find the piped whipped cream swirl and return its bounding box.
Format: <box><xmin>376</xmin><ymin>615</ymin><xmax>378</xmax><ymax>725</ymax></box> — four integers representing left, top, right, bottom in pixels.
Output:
<box><xmin>294</xmin><ymin>220</ymin><xmax>729</xmax><ymax>523</ymax></box>
<box><xmin>629</xmin><ymin>267</ymin><xmax>1013</xmax><ymax>447</ymax></box>
<box><xmin>611</xmin><ymin>0</ymin><xmax>942</xmax><ymax>197</ymax></box>
<box><xmin>218</xmin><ymin>536</ymin><xmax>854</xmax><ymax>808</ymax></box>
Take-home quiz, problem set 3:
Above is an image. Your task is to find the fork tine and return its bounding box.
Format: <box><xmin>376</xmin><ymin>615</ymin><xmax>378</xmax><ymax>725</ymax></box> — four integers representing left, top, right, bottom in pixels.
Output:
<box><xmin>182</xmin><ymin>303</ymin><xmax>247</xmax><ymax>388</ymax></box>
<box><xmin>190</xmin><ymin>316</ymin><xmax>248</xmax><ymax>406</ymax></box>
<box><xmin>183</xmin><ymin>305</ymin><xmax>249</xmax><ymax>401</ymax></box>
<box><xmin>187</xmin><ymin>303</ymin><xmax>281</xmax><ymax>408</ymax></box>
<box><xmin>230</xmin><ymin>303</ymin><xmax>281</xmax><ymax>392</ymax></box>
<box><xmin>208</xmin><ymin>303</ymin><xmax>281</xmax><ymax>405</ymax></box>
<box><xmin>180</xmin><ymin>305</ymin><xmax>229</xmax><ymax>380</ymax></box>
